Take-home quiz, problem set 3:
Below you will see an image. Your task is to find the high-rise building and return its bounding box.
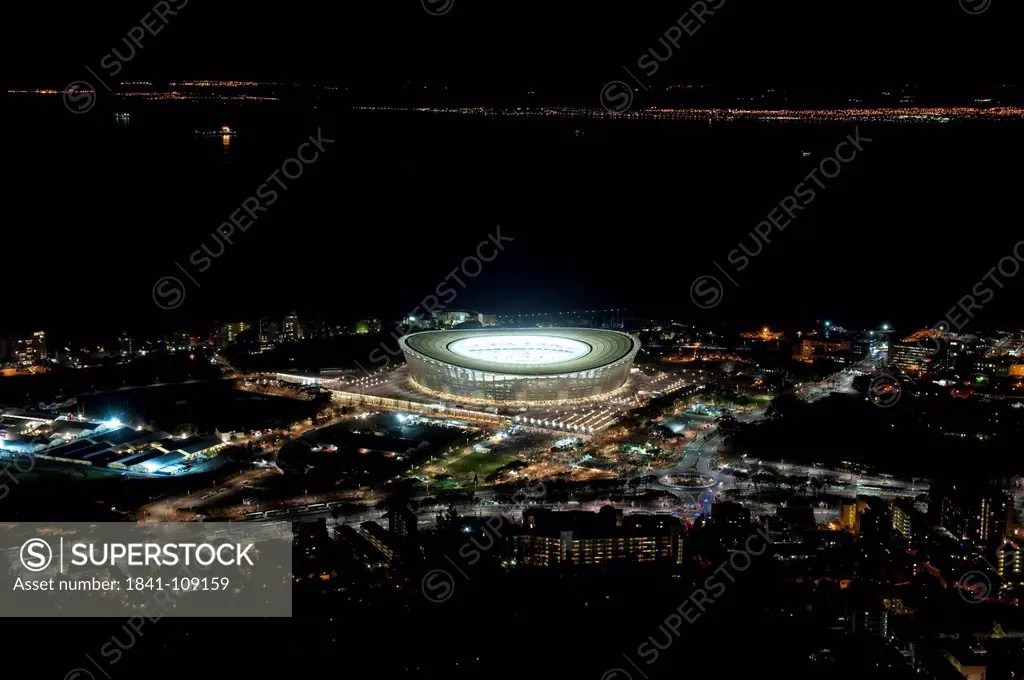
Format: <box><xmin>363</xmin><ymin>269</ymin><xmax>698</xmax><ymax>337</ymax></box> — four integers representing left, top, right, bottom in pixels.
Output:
<box><xmin>840</xmin><ymin>501</ymin><xmax>859</xmax><ymax>534</ymax></box>
<box><xmin>978</xmin><ymin>491</ymin><xmax>1011</xmax><ymax>546</ymax></box>
<box><xmin>224</xmin><ymin>321</ymin><xmax>251</xmax><ymax>343</ymax></box>
<box><xmin>892</xmin><ymin>500</ymin><xmax>923</xmax><ymax>543</ymax></box>
<box><xmin>995</xmin><ymin>540</ymin><xmax>1023</xmax><ymax>591</ymax></box>
<box><xmin>934</xmin><ymin>490</ymin><xmax>966</xmax><ymax>540</ymax></box>
<box><xmin>857</xmin><ymin>497</ymin><xmax>890</xmax><ymax>545</ymax></box>
<box><xmin>118</xmin><ymin>332</ymin><xmax>135</xmax><ymax>358</ymax></box>
<box><xmin>258</xmin><ymin>318</ymin><xmax>281</xmax><ymax>344</ymax></box>
<box><xmin>33</xmin><ymin>331</ymin><xmax>46</xmax><ymax>362</ymax></box>
<box><xmin>932</xmin><ymin>484</ymin><xmax>1011</xmax><ymax>546</ymax></box>
<box><xmin>282</xmin><ymin>312</ymin><xmax>303</xmax><ymax>342</ymax></box>
<box><xmin>388</xmin><ymin>503</ymin><xmax>419</xmax><ymax>556</ymax></box>
<box><xmin>840</xmin><ymin>496</ymin><xmax>878</xmax><ymax>537</ymax></box>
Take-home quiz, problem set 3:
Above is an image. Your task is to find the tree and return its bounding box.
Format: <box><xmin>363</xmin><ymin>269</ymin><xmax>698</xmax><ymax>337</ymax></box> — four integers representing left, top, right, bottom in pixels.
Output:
<box><xmin>436</xmin><ymin>504</ymin><xmax>460</xmax><ymax>530</ymax></box>
<box><xmin>765</xmin><ymin>392</ymin><xmax>802</xmax><ymax>421</ymax></box>
<box><xmin>851</xmin><ymin>374</ymin><xmax>872</xmax><ymax>394</ymax></box>
<box><xmin>716</xmin><ymin>413</ymin><xmax>743</xmax><ymax>440</ymax></box>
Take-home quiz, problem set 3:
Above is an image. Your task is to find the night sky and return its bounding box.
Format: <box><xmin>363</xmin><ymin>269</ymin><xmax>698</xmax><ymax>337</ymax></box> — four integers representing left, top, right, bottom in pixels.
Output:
<box><xmin>11</xmin><ymin>0</ymin><xmax>1023</xmax><ymax>90</ymax></box>
<box><xmin>6</xmin><ymin>0</ymin><xmax>1023</xmax><ymax>343</ymax></box>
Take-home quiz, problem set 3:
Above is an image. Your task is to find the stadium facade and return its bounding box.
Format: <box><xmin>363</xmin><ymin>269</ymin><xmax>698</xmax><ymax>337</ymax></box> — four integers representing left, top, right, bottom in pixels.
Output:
<box><xmin>399</xmin><ymin>328</ymin><xmax>640</xmax><ymax>405</ymax></box>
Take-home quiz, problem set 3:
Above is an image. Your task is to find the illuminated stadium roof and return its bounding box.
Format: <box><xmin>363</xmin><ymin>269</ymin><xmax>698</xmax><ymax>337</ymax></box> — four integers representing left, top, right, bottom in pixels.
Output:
<box><xmin>400</xmin><ymin>328</ymin><xmax>639</xmax><ymax>376</ymax></box>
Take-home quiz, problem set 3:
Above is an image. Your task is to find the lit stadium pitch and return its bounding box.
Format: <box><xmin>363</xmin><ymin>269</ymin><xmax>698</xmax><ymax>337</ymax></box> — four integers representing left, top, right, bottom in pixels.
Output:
<box><xmin>447</xmin><ymin>335</ymin><xmax>591</xmax><ymax>365</ymax></box>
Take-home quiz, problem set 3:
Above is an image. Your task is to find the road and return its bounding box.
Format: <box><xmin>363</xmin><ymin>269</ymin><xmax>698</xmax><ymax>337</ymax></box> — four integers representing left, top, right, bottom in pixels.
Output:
<box><xmin>135</xmin><ymin>409</ymin><xmax>366</xmax><ymax>521</ymax></box>
<box><xmin>135</xmin><ymin>360</ymin><xmax>929</xmax><ymax>526</ymax></box>
<box><xmin>650</xmin><ymin>364</ymin><xmax>926</xmax><ymax>508</ymax></box>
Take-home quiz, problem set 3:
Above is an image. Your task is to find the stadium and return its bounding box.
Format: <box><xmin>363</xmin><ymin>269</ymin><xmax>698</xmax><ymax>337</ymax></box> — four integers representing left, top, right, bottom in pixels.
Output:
<box><xmin>399</xmin><ymin>328</ymin><xmax>641</xmax><ymax>405</ymax></box>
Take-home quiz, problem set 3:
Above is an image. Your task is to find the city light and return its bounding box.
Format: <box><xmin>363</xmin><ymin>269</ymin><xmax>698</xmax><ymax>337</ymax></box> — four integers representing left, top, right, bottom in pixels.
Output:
<box><xmin>6</xmin><ymin>23</ymin><xmax>1024</xmax><ymax>673</ymax></box>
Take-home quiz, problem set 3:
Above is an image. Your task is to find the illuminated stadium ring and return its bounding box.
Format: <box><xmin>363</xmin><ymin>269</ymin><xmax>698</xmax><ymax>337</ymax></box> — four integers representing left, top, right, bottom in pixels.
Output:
<box><xmin>399</xmin><ymin>328</ymin><xmax>640</xmax><ymax>405</ymax></box>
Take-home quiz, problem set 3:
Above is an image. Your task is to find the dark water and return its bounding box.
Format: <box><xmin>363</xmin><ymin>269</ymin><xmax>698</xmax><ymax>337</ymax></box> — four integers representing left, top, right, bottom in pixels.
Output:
<box><xmin>7</xmin><ymin>97</ymin><xmax>1023</xmax><ymax>346</ymax></box>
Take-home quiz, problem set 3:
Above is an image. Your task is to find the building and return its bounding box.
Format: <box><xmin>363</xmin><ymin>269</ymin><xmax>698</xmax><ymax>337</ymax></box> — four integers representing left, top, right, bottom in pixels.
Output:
<box><xmin>434</xmin><ymin>311</ymin><xmax>498</xmax><ymax>327</ymax></box>
<box><xmin>114</xmin><ymin>435</ymin><xmax>229</xmax><ymax>475</ymax></box>
<box><xmin>740</xmin><ymin>327</ymin><xmax>785</xmax><ymax>342</ymax></box>
<box><xmin>973</xmin><ymin>355</ymin><xmax>1024</xmax><ymax>378</ymax></box>
<box><xmin>792</xmin><ymin>336</ymin><xmax>851</xmax><ymax>363</ymax></box>
<box><xmin>851</xmin><ymin>336</ymin><xmax>871</xmax><ymax>359</ymax></box>
<box><xmin>224</xmin><ymin>321</ymin><xmax>251</xmax><ymax>343</ymax></box>
<box><xmin>293</xmin><ymin>518</ymin><xmax>330</xmax><ymax>567</ymax></box>
<box><xmin>889</xmin><ymin>331</ymin><xmax>947</xmax><ymax>377</ymax></box>
<box><xmin>436</xmin><ymin>310</ymin><xmax>473</xmax><ymax>327</ymax></box>
<box><xmin>857</xmin><ymin>497</ymin><xmax>890</xmax><ymax>544</ymax></box>
<box><xmin>933</xmin><ymin>487</ymin><xmax>966</xmax><ymax>540</ymax></box>
<box><xmin>166</xmin><ymin>330</ymin><xmax>192</xmax><ymax>351</ymax></box>
<box><xmin>932</xmin><ymin>484</ymin><xmax>1012</xmax><ymax>546</ymax></box>
<box><xmin>118</xmin><ymin>332</ymin><xmax>135</xmax><ymax>358</ymax></box>
<box><xmin>892</xmin><ymin>501</ymin><xmax>923</xmax><ymax>543</ymax></box>
<box><xmin>2</xmin><ymin>413</ymin><xmax>228</xmax><ymax>477</ymax></box>
<box><xmin>995</xmin><ymin>540</ymin><xmax>1023</xmax><ymax>591</ymax></box>
<box><xmin>10</xmin><ymin>331</ymin><xmax>47</xmax><ymax>366</ymax></box>
<box><xmin>979</xmin><ymin>491</ymin><xmax>1011</xmax><ymax>546</ymax></box>
<box><xmin>31</xmin><ymin>331</ymin><xmax>46</xmax><ymax>363</ymax></box>
<box><xmin>941</xmin><ymin>646</ymin><xmax>989</xmax><ymax>680</ymax></box>
<box><xmin>849</xmin><ymin>608</ymin><xmax>889</xmax><ymax>637</ymax></box>
<box><xmin>889</xmin><ymin>339</ymin><xmax>942</xmax><ymax>376</ymax></box>
<box><xmin>388</xmin><ymin>502</ymin><xmax>419</xmax><ymax>555</ymax></box>
<box><xmin>297</xmin><ymin>316</ymin><xmax>324</xmax><ymax>340</ymax></box>
<box><xmin>515</xmin><ymin>506</ymin><xmax>682</xmax><ymax>566</ymax></box>
<box><xmin>274</xmin><ymin>371</ymin><xmax>320</xmax><ymax>386</ymax></box>
<box><xmin>947</xmin><ymin>336</ymin><xmax>989</xmax><ymax>372</ymax></box>
<box><xmin>712</xmin><ymin>501</ymin><xmax>751</xmax><ymax>532</ymax></box>
<box><xmin>840</xmin><ymin>501</ymin><xmax>859</xmax><ymax>534</ymax></box>
<box><xmin>357</xmin><ymin>521</ymin><xmax>395</xmax><ymax>561</ymax></box>
<box><xmin>355</xmin><ymin>319</ymin><xmax>381</xmax><ymax>335</ymax></box>
<box><xmin>400</xmin><ymin>328</ymin><xmax>640</xmax><ymax>406</ymax></box>
<box><xmin>258</xmin><ymin>318</ymin><xmax>281</xmax><ymax>344</ymax></box>
<box><xmin>282</xmin><ymin>312</ymin><xmax>303</xmax><ymax>342</ymax></box>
